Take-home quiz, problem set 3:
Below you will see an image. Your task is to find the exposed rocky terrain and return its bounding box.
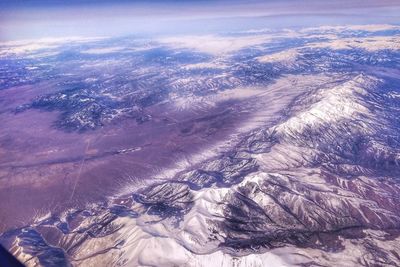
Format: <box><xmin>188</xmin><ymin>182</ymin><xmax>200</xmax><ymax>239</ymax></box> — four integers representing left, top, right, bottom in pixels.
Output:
<box><xmin>1</xmin><ymin>25</ymin><xmax>400</xmax><ymax>266</ymax></box>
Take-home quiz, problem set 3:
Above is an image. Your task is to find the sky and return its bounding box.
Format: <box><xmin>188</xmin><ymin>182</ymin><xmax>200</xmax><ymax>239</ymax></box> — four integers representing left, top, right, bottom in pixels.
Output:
<box><xmin>1</xmin><ymin>0</ymin><xmax>400</xmax><ymax>41</ymax></box>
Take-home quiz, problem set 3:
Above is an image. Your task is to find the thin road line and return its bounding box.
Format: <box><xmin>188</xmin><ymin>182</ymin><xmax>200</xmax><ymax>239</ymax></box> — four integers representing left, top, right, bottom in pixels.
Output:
<box><xmin>69</xmin><ymin>139</ymin><xmax>91</xmax><ymax>202</ymax></box>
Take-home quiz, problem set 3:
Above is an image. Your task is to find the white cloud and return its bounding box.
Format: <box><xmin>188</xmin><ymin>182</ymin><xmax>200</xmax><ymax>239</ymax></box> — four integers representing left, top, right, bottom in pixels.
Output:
<box><xmin>308</xmin><ymin>36</ymin><xmax>400</xmax><ymax>51</ymax></box>
<box><xmin>159</xmin><ymin>34</ymin><xmax>272</xmax><ymax>55</ymax></box>
<box><xmin>257</xmin><ymin>49</ymin><xmax>299</xmax><ymax>63</ymax></box>
<box><xmin>81</xmin><ymin>46</ymin><xmax>125</xmax><ymax>54</ymax></box>
<box><xmin>301</xmin><ymin>24</ymin><xmax>400</xmax><ymax>33</ymax></box>
<box><xmin>0</xmin><ymin>36</ymin><xmax>106</xmax><ymax>56</ymax></box>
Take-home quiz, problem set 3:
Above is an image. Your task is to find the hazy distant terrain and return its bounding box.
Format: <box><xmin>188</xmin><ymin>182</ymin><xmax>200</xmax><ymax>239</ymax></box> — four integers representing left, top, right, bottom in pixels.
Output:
<box><xmin>1</xmin><ymin>24</ymin><xmax>400</xmax><ymax>266</ymax></box>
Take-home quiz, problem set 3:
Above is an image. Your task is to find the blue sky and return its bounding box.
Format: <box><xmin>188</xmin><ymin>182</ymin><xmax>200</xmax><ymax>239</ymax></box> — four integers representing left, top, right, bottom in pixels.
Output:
<box><xmin>1</xmin><ymin>0</ymin><xmax>399</xmax><ymax>41</ymax></box>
